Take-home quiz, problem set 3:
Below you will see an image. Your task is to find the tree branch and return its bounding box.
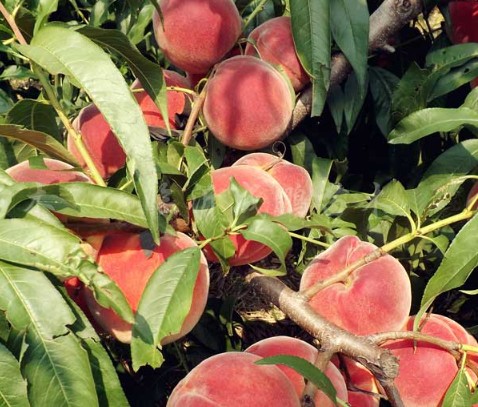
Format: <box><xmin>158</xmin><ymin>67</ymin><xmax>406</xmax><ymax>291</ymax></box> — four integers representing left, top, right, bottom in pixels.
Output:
<box><xmin>289</xmin><ymin>0</ymin><xmax>423</xmax><ymax>131</ymax></box>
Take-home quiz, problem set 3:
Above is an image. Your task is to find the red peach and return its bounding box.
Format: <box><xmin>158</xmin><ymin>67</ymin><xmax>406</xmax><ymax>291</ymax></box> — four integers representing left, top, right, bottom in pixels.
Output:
<box><xmin>166</xmin><ymin>352</ymin><xmax>301</xmax><ymax>407</ymax></box>
<box><xmin>233</xmin><ymin>152</ymin><xmax>313</xmax><ymax>218</ymax></box>
<box><xmin>299</xmin><ymin>235</ymin><xmax>412</xmax><ymax>335</ymax></box>
<box><xmin>245</xmin><ymin>16</ymin><xmax>310</xmax><ymax>91</ymax></box>
<box><xmin>203</xmin><ymin>165</ymin><xmax>292</xmax><ymax>266</ymax></box>
<box><xmin>467</xmin><ymin>181</ymin><xmax>478</xmax><ymax>209</ymax></box>
<box><xmin>449</xmin><ymin>1</ymin><xmax>478</xmax><ymax>44</ymax></box>
<box><xmin>6</xmin><ymin>158</ymin><xmax>90</xmax><ymax>183</ymax></box>
<box><xmin>153</xmin><ymin>0</ymin><xmax>242</xmax><ymax>75</ymax></box>
<box><xmin>245</xmin><ymin>336</ymin><xmax>348</xmax><ymax>406</ymax></box>
<box><xmin>383</xmin><ymin>314</ymin><xmax>464</xmax><ymax>407</ymax></box>
<box><xmin>68</xmin><ymin>70</ymin><xmax>190</xmax><ymax>179</ymax></box>
<box><xmin>203</xmin><ymin>56</ymin><xmax>294</xmax><ymax>151</ymax></box>
<box><xmin>84</xmin><ymin>231</ymin><xmax>210</xmax><ymax>344</ymax></box>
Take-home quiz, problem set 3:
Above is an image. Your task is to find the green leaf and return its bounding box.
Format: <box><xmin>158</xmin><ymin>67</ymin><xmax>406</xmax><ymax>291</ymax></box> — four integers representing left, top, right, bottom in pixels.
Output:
<box><xmin>34</xmin><ymin>0</ymin><xmax>58</xmax><ymax>33</ymax></box>
<box><xmin>78</xmin><ymin>26</ymin><xmax>170</xmax><ymax>135</ymax></box>
<box><xmin>413</xmin><ymin>139</ymin><xmax>478</xmax><ymax>216</ymax></box>
<box><xmin>6</xmin><ymin>99</ymin><xmax>60</xmax><ymax>140</ymax></box>
<box><xmin>330</xmin><ymin>0</ymin><xmax>369</xmax><ymax>95</ymax></box>
<box><xmin>59</xmin><ymin>281</ymin><xmax>130</xmax><ymax>407</ymax></box>
<box><xmin>441</xmin><ymin>362</ymin><xmax>472</xmax><ymax>407</ymax></box>
<box><xmin>230</xmin><ymin>178</ymin><xmax>262</xmax><ymax>226</ymax></box>
<box><xmin>38</xmin><ymin>182</ymin><xmax>165</xmax><ymax>229</ymax></box>
<box><xmin>256</xmin><ymin>355</ymin><xmax>338</xmax><ymax>405</ymax></box>
<box><xmin>464</xmin><ymin>87</ymin><xmax>478</xmax><ymax>110</ymax></box>
<box><xmin>0</xmin><ymin>262</ymin><xmax>98</xmax><ymax>407</ymax></box>
<box><xmin>388</xmin><ymin>107</ymin><xmax>478</xmax><ymax>145</ymax></box>
<box><xmin>418</xmin><ymin>214</ymin><xmax>478</xmax><ymax>325</ymax></box>
<box><xmin>428</xmin><ymin>59</ymin><xmax>478</xmax><ymax>101</ymax></box>
<box><xmin>290</xmin><ymin>0</ymin><xmax>330</xmax><ymax>116</ymax></box>
<box><xmin>369</xmin><ymin>67</ymin><xmax>399</xmax><ymax>136</ymax></box>
<box><xmin>0</xmin><ymin>342</ymin><xmax>29</xmax><ymax>407</ymax></box>
<box><xmin>370</xmin><ymin>180</ymin><xmax>412</xmax><ymax>219</ymax></box>
<box><xmin>311</xmin><ymin>156</ymin><xmax>333</xmax><ymax>213</ymax></box>
<box><xmin>131</xmin><ymin>247</ymin><xmax>201</xmax><ymax>370</ymax></box>
<box><xmin>426</xmin><ymin>43</ymin><xmax>478</xmax><ymax>69</ymax></box>
<box><xmin>0</xmin><ymin>124</ymin><xmax>78</xmax><ymax>164</ymax></box>
<box><xmin>241</xmin><ymin>218</ymin><xmax>292</xmax><ymax>276</ymax></box>
<box><xmin>16</xmin><ymin>24</ymin><xmax>159</xmax><ymax>242</ymax></box>
<box><xmin>288</xmin><ymin>132</ymin><xmax>316</xmax><ymax>173</ymax></box>
<box><xmin>0</xmin><ymin>218</ymin><xmax>133</xmax><ymax>323</ymax></box>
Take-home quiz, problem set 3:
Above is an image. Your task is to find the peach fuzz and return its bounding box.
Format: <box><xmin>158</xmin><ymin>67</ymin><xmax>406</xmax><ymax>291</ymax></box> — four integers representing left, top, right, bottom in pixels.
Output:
<box><xmin>245</xmin><ymin>16</ymin><xmax>310</xmax><ymax>91</ymax></box>
<box><xmin>166</xmin><ymin>352</ymin><xmax>301</xmax><ymax>407</ymax></box>
<box><xmin>233</xmin><ymin>152</ymin><xmax>313</xmax><ymax>218</ymax></box>
<box><xmin>203</xmin><ymin>56</ymin><xmax>294</xmax><ymax>151</ymax></box>
<box><xmin>84</xmin><ymin>231</ymin><xmax>210</xmax><ymax>344</ymax></box>
<box><xmin>245</xmin><ymin>336</ymin><xmax>348</xmax><ymax>406</ymax></box>
<box><xmin>152</xmin><ymin>0</ymin><xmax>242</xmax><ymax>75</ymax></box>
<box><xmin>6</xmin><ymin>158</ymin><xmax>90</xmax><ymax>183</ymax></box>
<box><xmin>299</xmin><ymin>235</ymin><xmax>411</xmax><ymax>335</ymax></box>
<box><xmin>68</xmin><ymin>70</ymin><xmax>190</xmax><ymax>179</ymax></box>
<box><xmin>203</xmin><ymin>165</ymin><xmax>292</xmax><ymax>266</ymax></box>
<box><xmin>383</xmin><ymin>314</ymin><xmax>468</xmax><ymax>407</ymax></box>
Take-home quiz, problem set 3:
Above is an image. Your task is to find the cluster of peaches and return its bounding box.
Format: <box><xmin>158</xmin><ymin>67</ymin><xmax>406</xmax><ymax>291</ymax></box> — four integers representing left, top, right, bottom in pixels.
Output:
<box><xmin>5</xmin><ymin>0</ymin><xmax>478</xmax><ymax>405</ymax></box>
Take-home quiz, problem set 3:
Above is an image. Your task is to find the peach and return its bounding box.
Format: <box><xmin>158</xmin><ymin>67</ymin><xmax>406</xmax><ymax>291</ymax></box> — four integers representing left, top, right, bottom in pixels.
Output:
<box><xmin>203</xmin><ymin>56</ymin><xmax>294</xmax><ymax>151</ymax></box>
<box><xmin>152</xmin><ymin>0</ymin><xmax>242</xmax><ymax>75</ymax></box>
<box><xmin>336</xmin><ymin>357</ymin><xmax>380</xmax><ymax>407</ymax></box>
<box><xmin>203</xmin><ymin>165</ymin><xmax>292</xmax><ymax>266</ymax></box>
<box><xmin>6</xmin><ymin>158</ymin><xmax>90</xmax><ymax>183</ymax></box>
<box><xmin>68</xmin><ymin>70</ymin><xmax>190</xmax><ymax>179</ymax></box>
<box><xmin>449</xmin><ymin>1</ymin><xmax>478</xmax><ymax>44</ymax></box>
<box><xmin>299</xmin><ymin>235</ymin><xmax>412</xmax><ymax>335</ymax></box>
<box><xmin>383</xmin><ymin>314</ymin><xmax>466</xmax><ymax>407</ymax></box>
<box><xmin>84</xmin><ymin>231</ymin><xmax>209</xmax><ymax>344</ymax></box>
<box><xmin>233</xmin><ymin>152</ymin><xmax>313</xmax><ymax>218</ymax></box>
<box><xmin>245</xmin><ymin>336</ymin><xmax>348</xmax><ymax>406</ymax></box>
<box><xmin>166</xmin><ymin>352</ymin><xmax>301</xmax><ymax>406</ymax></box>
<box><xmin>467</xmin><ymin>181</ymin><xmax>478</xmax><ymax>209</ymax></box>
<box><xmin>245</xmin><ymin>16</ymin><xmax>310</xmax><ymax>91</ymax></box>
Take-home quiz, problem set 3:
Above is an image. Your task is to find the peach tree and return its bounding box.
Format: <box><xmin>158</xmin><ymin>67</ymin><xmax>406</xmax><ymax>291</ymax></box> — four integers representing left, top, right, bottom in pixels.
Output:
<box><xmin>1</xmin><ymin>0</ymin><xmax>478</xmax><ymax>406</ymax></box>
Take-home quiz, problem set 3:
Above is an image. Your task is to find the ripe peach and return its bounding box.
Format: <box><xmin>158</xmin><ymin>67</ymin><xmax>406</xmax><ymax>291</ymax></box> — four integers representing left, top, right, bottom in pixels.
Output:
<box><xmin>467</xmin><ymin>181</ymin><xmax>478</xmax><ymax>209</ymax></box>
<box><xmin>203</xmin><ymin>165</ymin><xmax>292</xmax><ymax>266</ymax></box>
<box><xmin>166</xmin><ymin>352</ymin><xmax>301</xmax><ymax>406</ymax></box>
<box><xmin>203</xmin><ymin>56</ymin><xmax>294</xmax><ymax>151</ymax></box>
<box><xmin>68</xmin><ymin>70</ymin><xmax>190</xmax><ymax>179</ymax></box>
<box><xmin>131</xmin><ymin>70</ymin><xmax>191</xmax><ymax>130</ymax></box>
<box><xmin>299</xmin><ymin>235</ymin><xmax>412</xmax><ymax>335</ymax></box>
<box><xmin>152</xmin><ymin>0</ymin><xmax>242</xmax><ymax>75</ymax></box>
<box><xmin>84</xmin><ymin>231</ymin><xmax>210</xmax><ymax>344</ymax></box>
<box><xmin>245</xmin><ymin>336</ymin><xmax>348</xmax><ymax>406</ymax></box>
<box><xmin>5</xmin><ymin>158</ymin><xmax>91</xmax><ymax>183</ymax></box>
<box><xmin>383</xmin><ymin>314</ymin><xmax>466</xmax><ymax>407</ymax></box>
<box><xmin>245</xmin><ymin>16</ymin><xmax>310</xmax><ymax>92</ymax></box>
<box><xmin>449</xmin><ymin>1</ymin><xmax>478</xmax><ymax>44</ymax></box>
<box><xmin>233</xmin><ymin>153</ymin><xmax>313</xmax><ymax>218</ymax></box>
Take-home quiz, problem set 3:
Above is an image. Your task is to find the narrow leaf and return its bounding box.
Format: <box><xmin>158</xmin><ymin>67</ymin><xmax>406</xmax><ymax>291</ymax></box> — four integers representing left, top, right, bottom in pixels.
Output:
<box><xmin>0</xmin><ymin>342</ymin><xmax>29</xmax><ymax>407</ymax></box>
<box><xmin>256</xmin><ymin>355</ymin><xmax>338</xmax><ymax>405</ymax></box>
<box><xmin>131</xmin><ymin>247</ymin><xmax>201</xmax><ymax>370</ymax></box>
<box><xmin>0</xmin><ymin>218</ymin><xmax>133</xmax><ymax>323</ymax></box>
<box><xmin>290</xmin><ymin>0</ymin><xmax>331</xmax><ymax>116</ymax></box>
<box><xmin>418</xmin><ymin>214</ymin><xmax>478</xmax><ymax>324</ymax></box>
<box><xmin>388</xmin><ymin>107</ymin><xmax>478</xmax><ymax>145</ymax></box>
<box><xmin>241</xmin><ymin>218</ymin><xmax>292</xmax><ymax>276</ymax></box>
<box><xmin>16</xmin><ymin>25</ymin><xmax>159</xmax><ymax>242</ymax></box>
<box><xmin>79</xmin><ymin>26</ymin><xmax>170</xmax><ymax>135</ymax></box>
<box><xmin>370</xmin><ymin>180</ymin><xmax>411</xmax><ymax>219</ymax></box>
<box><xmin>230</xmin><ymin>178</ymin><xmax>262</xmax><ymax>226</ymax></box>
<box><xmin>0</xmin><ymin>124</ymin><xmax>78</xmax><ymax>164</ymax></box>
<box><xmin>441</xmin><ymin>362</ymin><xmax>472</xmax><ymax>407</ymax></box>
<box><xmin>369</xmin><ymin>67</ymin><xmax>399</xmax><ymax>136</ymax></box>
<box><xmin>330</xmin><ymin>0</ymin><xmax>369</xmax><ymax>94</ymax></box>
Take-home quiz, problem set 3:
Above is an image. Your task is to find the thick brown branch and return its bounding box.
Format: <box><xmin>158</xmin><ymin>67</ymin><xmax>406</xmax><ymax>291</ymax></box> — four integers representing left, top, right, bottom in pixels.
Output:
<box><xmin>246</xmin><ymin>272</ymin><xmax>404</xmax><ymax>407</ymax></box>
<box><xmin>289</xmin><ymin>0</ymin><xmax>423</xmax><ymax>130</ymax></box>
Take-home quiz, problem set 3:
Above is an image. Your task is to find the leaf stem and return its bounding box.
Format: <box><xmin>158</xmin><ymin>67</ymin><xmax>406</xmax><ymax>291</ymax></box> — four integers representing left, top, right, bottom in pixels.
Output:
<box><xmin>288</xmin><ymin>231</ymin><xmax>330</xmax><ymax>248</ymax></box>
<box><xmin>243</xmin><ymin>0</ymin><xmax>269</xmax><ymax>30</ymax></box>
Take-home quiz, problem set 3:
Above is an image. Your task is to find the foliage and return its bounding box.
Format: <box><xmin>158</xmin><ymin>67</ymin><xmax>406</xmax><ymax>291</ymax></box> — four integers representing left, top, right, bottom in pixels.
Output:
<box><xmin>1</xmin><ymin>0</ymin><xmax>478</xmax><ymax>405</ymax></box>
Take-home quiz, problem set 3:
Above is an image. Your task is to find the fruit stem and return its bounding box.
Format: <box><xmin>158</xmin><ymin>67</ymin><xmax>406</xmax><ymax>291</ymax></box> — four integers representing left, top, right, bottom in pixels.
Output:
<box><xmin>34</xmin><ymin>67</ymin><xmax>107</xmax><ymax>186</ymax></box>
<box><xmin>243</xmin><ymin>0</ymin><xmax>269</xmax><ymax>31</ymax></box>
<box><xmin>301</xmin><ymin>208</ymin><xmax>477</xmax><ymax>300</ymax></box>
<box><xmin>288</xmin><ymin>231</ymin><xmax>330</xmax><ymax>248</ymax></box>
<box><xmin>0</xmin><ymin>2</ymin><xmax>106</xmax><ymax>186</ymax></box>
<box><xmin>181</xmin><ymin>85</ymin><xmax>206</xmax><ymax>146</ymax></box>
